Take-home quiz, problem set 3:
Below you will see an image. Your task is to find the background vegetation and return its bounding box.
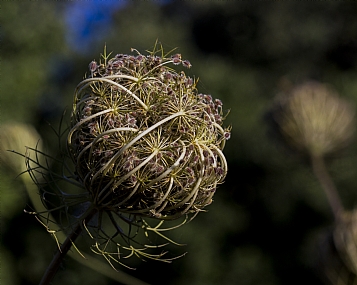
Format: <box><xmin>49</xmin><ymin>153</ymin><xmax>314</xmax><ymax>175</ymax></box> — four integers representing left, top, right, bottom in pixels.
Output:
<box><xmin>2</xmin><ymin>1</ymin><xmax>357</xmax><ymax>284</ymax></box>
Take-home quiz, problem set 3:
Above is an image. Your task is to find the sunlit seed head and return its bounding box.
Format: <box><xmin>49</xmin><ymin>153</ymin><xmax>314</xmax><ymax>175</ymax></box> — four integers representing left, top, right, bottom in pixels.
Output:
<box><xmin>68</xmin><ymin>44</ymin><xmax>229</xmax><ymax>220</ymax></box>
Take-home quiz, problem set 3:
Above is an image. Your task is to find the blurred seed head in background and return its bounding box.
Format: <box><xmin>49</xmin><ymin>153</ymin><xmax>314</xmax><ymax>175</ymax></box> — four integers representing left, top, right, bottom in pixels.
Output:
<box><xmin>268</xmin><ymin>81</ymin><xmax>355</xmax><ymax>158</ymax></box>
<box><xmin>318</xmin><ymin>210</ymin><xmax>357</xmax><ymax>284</ymax></box>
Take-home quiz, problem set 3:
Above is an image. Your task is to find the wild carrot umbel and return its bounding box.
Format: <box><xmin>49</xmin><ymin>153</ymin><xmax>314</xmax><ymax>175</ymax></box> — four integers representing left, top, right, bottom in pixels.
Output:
<box><xmin>67</xmin><ymin>44</ymin><xmax>230</xmax><ymax>220</ymax></box>
<box><xmin>17</xmin><ymin>43</ymin><xmax>230</xmax><ymax>284</ymax></box>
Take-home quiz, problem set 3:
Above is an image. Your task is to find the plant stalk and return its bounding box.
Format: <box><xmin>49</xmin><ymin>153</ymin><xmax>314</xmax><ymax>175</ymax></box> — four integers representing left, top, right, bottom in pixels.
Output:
<box><xmin>39</xmin><ymin>208</ymin><xmax>97</xmax><ymax>285</ymax></box>
<box><xmin>311</xmin><ymin>155</ymin><xmax>344</xmax><ymax>221</ymax></box>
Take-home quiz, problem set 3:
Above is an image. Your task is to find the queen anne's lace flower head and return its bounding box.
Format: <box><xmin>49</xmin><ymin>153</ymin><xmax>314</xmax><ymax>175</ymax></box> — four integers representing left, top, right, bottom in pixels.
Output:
<box><xmin>14</xmin><ymin>44</ymin><xmax>230</xmax><ymax>271</ymax></box>
<box><xmin>67</xmin><ymin>44</ymin><xmax>230</xmax><ymax>220</ymax></box>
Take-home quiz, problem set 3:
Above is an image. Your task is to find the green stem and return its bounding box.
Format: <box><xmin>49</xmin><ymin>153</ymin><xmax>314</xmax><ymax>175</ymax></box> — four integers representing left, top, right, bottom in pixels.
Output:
<box><xmin>311</xmin><ymin>155</ymin><xmax>344</xmax><ymax>220</ymax></box>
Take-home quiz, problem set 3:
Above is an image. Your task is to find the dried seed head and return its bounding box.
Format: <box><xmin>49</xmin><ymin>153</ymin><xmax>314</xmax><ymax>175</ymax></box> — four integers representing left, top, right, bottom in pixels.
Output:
<box><xmin>270</xmin><ymin>81</ymin><xmax>355</xmax><ymax>157</ymax></box>
<box><xmin>67</xmin><ymin>45</ymin><xmax>230</xmax><ymax>220</ymax></box>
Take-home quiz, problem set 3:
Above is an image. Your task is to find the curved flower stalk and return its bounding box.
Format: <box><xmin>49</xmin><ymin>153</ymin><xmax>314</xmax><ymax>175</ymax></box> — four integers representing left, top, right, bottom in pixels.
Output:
<box><xmin>13</xmin><ymin>43</ymin><xmax>230</xmax><ymax>284</ymax></box>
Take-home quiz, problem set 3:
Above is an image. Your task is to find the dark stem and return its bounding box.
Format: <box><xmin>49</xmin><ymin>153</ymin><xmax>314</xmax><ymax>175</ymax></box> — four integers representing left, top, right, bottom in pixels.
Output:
<box><xmin>39</xmin><ymin>208</ymin><xmax>97</xmax><ymax>285</ymax></box>
<box><xmin>311</xmin><ymin>155</ymin><xmax>344</xmax><ymax>220</ymax></box>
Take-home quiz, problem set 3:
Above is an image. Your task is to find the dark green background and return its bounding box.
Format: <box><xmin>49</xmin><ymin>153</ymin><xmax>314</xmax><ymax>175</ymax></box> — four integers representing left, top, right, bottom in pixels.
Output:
<box><xmin>2</xmin><ymin>1</ymin><xmax>357</xmax><ymax>284</ymax></box>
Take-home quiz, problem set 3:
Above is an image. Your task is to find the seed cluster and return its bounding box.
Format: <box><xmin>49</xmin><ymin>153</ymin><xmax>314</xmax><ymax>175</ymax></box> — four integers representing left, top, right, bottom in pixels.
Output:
<box><xmin>67</xmin><ymin>47</ymin><xmax>230</xmax><ymax>220</ymax></box>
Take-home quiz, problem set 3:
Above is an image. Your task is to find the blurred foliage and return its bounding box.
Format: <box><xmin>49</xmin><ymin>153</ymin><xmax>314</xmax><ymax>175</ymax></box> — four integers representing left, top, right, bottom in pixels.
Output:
<box><xmin>2</xmin><ymin>1</ymin><xmax>357</xmax><ymax>285</ymax></box>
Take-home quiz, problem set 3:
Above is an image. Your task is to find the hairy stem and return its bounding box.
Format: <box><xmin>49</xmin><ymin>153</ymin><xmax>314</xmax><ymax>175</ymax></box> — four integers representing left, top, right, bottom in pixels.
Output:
<box><xmin>39</xmin><ymin>208</ymin><xmax>97</xmax><ymax>285</ymax></box>
<box><xmin>311</xmin><ymin>155</ymin><xmax>344</xmax><ymax>220</ymax></box>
